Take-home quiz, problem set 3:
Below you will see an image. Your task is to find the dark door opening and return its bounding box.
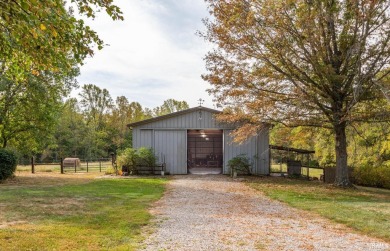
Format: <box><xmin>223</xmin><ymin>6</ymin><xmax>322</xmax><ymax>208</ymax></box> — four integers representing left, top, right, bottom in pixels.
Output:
<box><xmin>187</xmin><ymin>130</ymin><xmax>223</xmax><ymax>173</ymax></box>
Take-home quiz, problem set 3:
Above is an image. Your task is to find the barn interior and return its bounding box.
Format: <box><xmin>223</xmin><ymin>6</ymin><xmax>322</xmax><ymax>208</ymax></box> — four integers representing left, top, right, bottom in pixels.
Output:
<box><xmin>187</xmin><ymin>130</ymin><xmax>223</xmax><ymax>173</ymax></box>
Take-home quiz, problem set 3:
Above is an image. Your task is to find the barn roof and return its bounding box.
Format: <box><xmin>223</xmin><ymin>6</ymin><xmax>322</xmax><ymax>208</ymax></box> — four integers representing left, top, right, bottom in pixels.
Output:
<box><xmin>127</xmin><ymin>106</ymin><xmax>221</xmax><ymax>127</ymax></box>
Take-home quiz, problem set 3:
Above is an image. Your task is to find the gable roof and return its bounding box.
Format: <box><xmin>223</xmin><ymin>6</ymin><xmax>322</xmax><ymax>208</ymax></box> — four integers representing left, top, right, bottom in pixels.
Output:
<box><xmin>127</xmin><ymin>106</ymin><xmax>221</xmax><ymax>127</ymax></box>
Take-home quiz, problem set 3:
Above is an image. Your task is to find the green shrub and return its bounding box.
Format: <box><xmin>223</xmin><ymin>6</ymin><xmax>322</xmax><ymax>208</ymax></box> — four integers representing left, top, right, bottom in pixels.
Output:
<box><xmin>136</xmin><ymin>147</ymin><xmax>157</xmax><ymax>167</ymax></box>
<box><xmin>105</xmin><ymin>166</ymin><xmax>116</xmax><ymax>175</ymax></box>
<box><xmin>117</xmin><ymin>148</ymin><xmax>138</xmax><ymax>173</ymax></box>
<box><xmin>353</xmin><ymin>164</ymin><xmax>390</xmax><ymax>189</ymax></box>
<box><xmin>228</xmin><ymin>154</ymin><xmax>252</xmax><ymax>176</ymax></box>
<box><xmin>0</xmin><ymin>149</ymin><xmax>18</xmax><ymax>181</ymax></box>
<box><xmin>116</xmin><ymin>147</ymin><xmax>156</xmax><ymax>174</ymax></box>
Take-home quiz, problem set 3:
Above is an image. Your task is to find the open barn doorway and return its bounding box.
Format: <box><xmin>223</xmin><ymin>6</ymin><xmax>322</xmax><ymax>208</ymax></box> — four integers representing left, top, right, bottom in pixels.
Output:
<box><xmin>187</xmin><ymin>130</ymin><xmax>223</xmax><ymax>174</ymax></box>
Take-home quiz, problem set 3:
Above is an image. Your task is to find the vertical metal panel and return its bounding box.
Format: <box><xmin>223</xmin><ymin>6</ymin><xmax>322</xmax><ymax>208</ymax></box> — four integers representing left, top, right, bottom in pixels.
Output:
<box><xmin>132</xmin><ymin>129</ymin><xmax>153</xmax><ymax>148</ymax></box>
<box><xmin>154</xmin><ymin>130</ymin><xmax>187</xmax><ymax>174</ymax></box>
<box><xmin>132</xmin><ymin>128</ymin><xmax>140</xmax><ymax>148</ymax></box>
<box><xmin>140</xmin><ymin>129</ymin><xmax>153</xmax><ymax>148</ymax></box>
<box><xmin>257</xmin><ymin>129</ymin><xmax>270</xmax><ymax>175</ymax></box>
<box><xmin>223</xmin><ymin>130</ymin><xmax>259</xmax><ymax>174</ymax></box>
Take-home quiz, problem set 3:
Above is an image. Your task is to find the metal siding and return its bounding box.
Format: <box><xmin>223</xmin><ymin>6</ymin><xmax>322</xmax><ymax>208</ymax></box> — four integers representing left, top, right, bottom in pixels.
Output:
<box><xmin>139</xmin><ymin>129</ymin><xmax>153</xmax><ymax>148</ymax></box>
<box><xmin>257</xmin><ymin>129</ymin><xmax>270</xmax><ymax>175</ymax></box>
<box><xmin>137</xmin><ymin>109</ymin><xmax>232</xmax><ymax>129</ymax></box>
<box><xmin>132</xmin><ymin>128</ymin><xmax>141</xmax><ymax>148</ymax></box>
<box><xmin>223</xmin><ymin>130</ymin><xmax>259</xmax><ymax>174</ymax></box>
<box><xmin>153</xmin><ymin>130</ymin><xmax>187</xmax><ymax>174</ymax></box>
<box><xmin>131</xmin><ymin>108</ymin><xmax>270</xmax><ymax>175</ymax></box>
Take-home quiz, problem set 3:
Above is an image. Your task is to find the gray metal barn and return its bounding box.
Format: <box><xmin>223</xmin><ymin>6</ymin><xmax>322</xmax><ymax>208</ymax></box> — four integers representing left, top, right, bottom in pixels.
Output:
<box><xmin>128</xmin><ymin>106</ymin><xmax>269</xmax><ymax>175</ymax></box>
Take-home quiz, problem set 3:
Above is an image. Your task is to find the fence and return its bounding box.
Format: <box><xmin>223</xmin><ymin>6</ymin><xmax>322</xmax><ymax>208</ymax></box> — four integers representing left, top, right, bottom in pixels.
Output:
<box><xmin>270</xmin><ymin>160</ymin><xmax>324</xmax><ymax>179</ymax></box>
<box><xmin>17</xmin><ymin>156</ymin><xmax>115</xmax><ymax>174</ymax></box>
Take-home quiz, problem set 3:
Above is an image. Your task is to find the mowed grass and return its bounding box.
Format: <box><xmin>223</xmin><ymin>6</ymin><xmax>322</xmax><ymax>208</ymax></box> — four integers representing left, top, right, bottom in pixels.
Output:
<box><xmin>0</xmin><ymin>173</ymin><xmax>166</xmax><ymax>250</ymax></box>
<box><xmin>247</xmin><ymin>177</ymin><xmax>390</xmax><ymax>242</ymax></box>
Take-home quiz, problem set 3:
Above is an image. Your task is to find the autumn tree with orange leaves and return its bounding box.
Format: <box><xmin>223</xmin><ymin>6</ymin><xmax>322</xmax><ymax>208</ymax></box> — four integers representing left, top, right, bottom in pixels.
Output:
<box><xmin>202</xmin><ymin>0</ymin><xmax>390</xmax><ymax>187</ymax></box>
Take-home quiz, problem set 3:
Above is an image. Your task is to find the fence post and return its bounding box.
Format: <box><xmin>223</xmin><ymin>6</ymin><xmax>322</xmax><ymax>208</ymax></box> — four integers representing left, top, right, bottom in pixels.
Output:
<box><xmin>60</xmin><ymin>158</ymin><xmax>64</xmax><ymax>174</ymax></box>
<box><xmin>74</xmin><ymin>160</ymin><xmax>77</xmax><ymax>173</ymax></box>
<box><xmin>87</xmin><ymin>160</ymin><xmax>89</xmax><ymax>173</ymax></box>
<box><xmin>31</xmin><ymin>156</ymin><xmax>35</xmax><ymax>174</ymax></box>
<box><xmin>99</xmin><ymin>159</ymin><xmax>102</xmax><ymax>172</ymax></box>
<box><xmin>111</xmin><ymin>153</ymin><xmax>115</xmax><ymax>166</ymax></box>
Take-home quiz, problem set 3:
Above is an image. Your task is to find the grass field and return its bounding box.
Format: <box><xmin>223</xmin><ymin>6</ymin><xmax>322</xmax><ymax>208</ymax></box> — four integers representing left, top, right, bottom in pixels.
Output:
<box><xmin>247</xmin><ymin>177</ymin><xmax>390</xmax><ymax>242</ymax></box>
<box><xmin>0</xmin><ymin>173</ymin><xmax>166</xmax><ymax>250</ymax></box>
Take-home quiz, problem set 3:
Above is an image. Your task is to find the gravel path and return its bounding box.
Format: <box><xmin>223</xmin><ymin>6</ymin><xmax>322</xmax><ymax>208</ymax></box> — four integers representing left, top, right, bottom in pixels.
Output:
<box><xmin>141</xmin><ymin>175</ymin><xmax>390</xmax><ymax>251</ymax></box>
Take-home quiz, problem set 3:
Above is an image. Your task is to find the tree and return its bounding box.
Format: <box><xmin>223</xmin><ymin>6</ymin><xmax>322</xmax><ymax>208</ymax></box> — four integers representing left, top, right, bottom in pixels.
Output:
<box><xmin>79</xmin><ymin>84</ymin><xmax>114</xmax><ymax>158</ymax></box>
<box><xmin>0</xmin><ymin>70</ymin><xmax>77</xmax><ymax>154</ymax></box>
<box><xmin>53</xmin><ymin>98</ymin><xmax>89</xmax><ymax>158</ymax></box>
<box><xmin>0</xmin><ymin>0</ymin><xmax>123</xmax><ymax>81</ymax></box>
<box><xmin>153</xmin><ymin>99</ymin><xmax>189</xmax><ymax>116</ymax></box>
<box><xmin>109</xmin><ymin>97</ymin><xmax>150</xmax><ymax>150</ymax></box>
<box><xmin>203</xmin><ymin>0</ymin><xmax>390</xmax><ymax>186</ymax></box>
<box><xmin>79</xmin><ymin>84</ymin><xmax>113</xmax><ymax>129</ymax></box>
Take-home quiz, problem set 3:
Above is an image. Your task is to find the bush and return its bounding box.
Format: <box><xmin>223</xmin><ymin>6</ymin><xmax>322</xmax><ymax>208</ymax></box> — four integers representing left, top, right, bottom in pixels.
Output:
<box><xmin>228</xmin><ymin>154</ymin><xmax>252</xmax><ymax>176</ymax></box>
<box><xmin>0</xmin><ymin>149</ymin><xmax>18</xmax><ymax>181</ymax></box>
<box><xmin>105</xmin><ymin>166</ymin><xmax>116</xmax><ymax>175</ymax></box>
<box><xmin>116</xmin><ymin>147</ymin><xmax>156</xmax><ymax>174</ymax></box>
<box><xmin>116</xmin><ymin>148</ymin><xmax>138</xmax><ymax>173</ymax></box>
<box><xmin>353</xmin><ymin>164</ymin><xmax>390</xmax><ymax>189</ymax></box>
<box><xmin>136</xmin><ymin>147</ymin><xmax>157</xmax><ymax>167</ymax></box>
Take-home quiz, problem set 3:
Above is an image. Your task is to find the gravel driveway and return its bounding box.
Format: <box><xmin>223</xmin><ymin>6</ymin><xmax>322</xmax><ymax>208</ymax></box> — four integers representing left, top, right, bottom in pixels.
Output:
<box><xmin>141</xmin><ymin>175</ymin><xmax>390</xmax><ymax>251</ymax></box>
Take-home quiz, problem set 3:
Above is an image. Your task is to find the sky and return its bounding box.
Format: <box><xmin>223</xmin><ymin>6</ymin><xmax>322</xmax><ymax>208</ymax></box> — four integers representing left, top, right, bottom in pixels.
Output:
<box><xmin>75</xmin><ymin>0</ymin><xmax>215</xmax><ymax>109</ymax></box>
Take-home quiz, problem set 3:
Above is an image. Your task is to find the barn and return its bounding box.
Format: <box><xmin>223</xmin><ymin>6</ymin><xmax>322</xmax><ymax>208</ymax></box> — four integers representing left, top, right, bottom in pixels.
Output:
<box><xmin>128</xmin><ymin>106</ymin><xmax>270</xmax><ymax>175</ymax></box>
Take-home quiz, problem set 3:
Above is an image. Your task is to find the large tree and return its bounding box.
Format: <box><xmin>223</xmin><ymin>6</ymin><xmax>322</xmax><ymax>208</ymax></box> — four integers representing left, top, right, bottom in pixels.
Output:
<box><xmin>0</xmin><ymin>0</ymin><xmax>123</xmax><ymax>81</ymax></box>
<box><xmin>0</xmin><ymin>69</ymin><xmax>77</xmax><ymax>153</ymax></box>
<box><xmin>203</xmin><ymin>0</ymin><xmax>390</xmax><ymax>186</ymax></box>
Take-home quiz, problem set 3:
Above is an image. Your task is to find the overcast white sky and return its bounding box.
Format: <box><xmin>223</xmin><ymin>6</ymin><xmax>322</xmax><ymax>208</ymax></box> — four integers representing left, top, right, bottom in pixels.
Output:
<box><xmin>75</xmin><ymin>0</ymin><xmax>215</xmax><ymax>109</ymax></box>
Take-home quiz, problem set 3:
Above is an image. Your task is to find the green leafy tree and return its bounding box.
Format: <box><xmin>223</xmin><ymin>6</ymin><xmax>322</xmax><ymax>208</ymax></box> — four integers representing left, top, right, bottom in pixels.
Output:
<box><xmin>79</xmin><ymin>84</ymin><xmax>114</xmax><ymax>158</ymax></box>
<box><xmin>153</xmin><ymin>99</ymin><xmax>189</xmax><ymax>116</ymax></box>
<box><xmin>53</xmin><ymin>98</ymin><xmax>89</xmax><ymax>158</ymax></box>
<box><xmin>109</xmin><ymin>97</ymin><xmax>150</xmax><ymax>150</ymax></box>
<box><xmin>0</xmin><ymin>0</ymin><xmax>123</xmax><ymax>81</ymax></box>
<box><xmin>203</xmin><ymin>0</ymin><xmax>390</xmax><ymax>187</ymax></box>
<box><xmin>0</xmin><ymin>70</ymin><xmax>77</xmax><ymax>154</ymax></box>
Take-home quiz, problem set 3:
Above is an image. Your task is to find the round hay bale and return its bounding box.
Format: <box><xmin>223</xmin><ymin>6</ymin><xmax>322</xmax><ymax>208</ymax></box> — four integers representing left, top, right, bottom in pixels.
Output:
<box><xmin>63</xmin><ymin>158</ymin><xmax>81</xmax><ymax>168</ymax></box>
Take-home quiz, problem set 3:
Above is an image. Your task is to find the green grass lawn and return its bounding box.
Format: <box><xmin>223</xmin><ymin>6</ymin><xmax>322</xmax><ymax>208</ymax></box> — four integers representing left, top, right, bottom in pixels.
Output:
<box><xmin>0</xmin><ymin>173</ymin><xmax>166</xmax><ymax>250</ymax></box>
<box><xmin>247</xmin><ymin>177</ymin><xmax>390</xmax><ymax>242</ymax></box>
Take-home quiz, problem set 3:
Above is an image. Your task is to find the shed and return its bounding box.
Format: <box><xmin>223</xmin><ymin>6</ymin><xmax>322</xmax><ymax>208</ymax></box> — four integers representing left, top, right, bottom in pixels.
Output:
<box><xmin>127</xmin><ymin>106</ymin><xmax>270</xmax><ymax>175</ymax></box>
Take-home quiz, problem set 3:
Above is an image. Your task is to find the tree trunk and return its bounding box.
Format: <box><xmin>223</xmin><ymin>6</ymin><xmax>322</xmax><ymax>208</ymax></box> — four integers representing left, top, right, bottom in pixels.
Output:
<box><xmin>333</xmin><ymin>121</ymin><xmax>353</xmax><ymax>187</ymax></box>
